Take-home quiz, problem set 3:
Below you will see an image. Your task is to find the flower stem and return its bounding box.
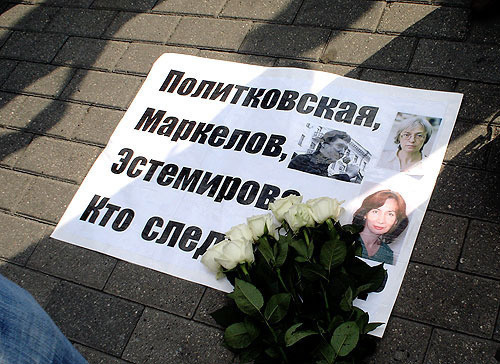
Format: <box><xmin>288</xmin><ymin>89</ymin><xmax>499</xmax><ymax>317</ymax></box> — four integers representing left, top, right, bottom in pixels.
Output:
<box><xmin>240</xmin><ymin>263</ymin><xmax>251</xmax><ymax>281</ymax></box>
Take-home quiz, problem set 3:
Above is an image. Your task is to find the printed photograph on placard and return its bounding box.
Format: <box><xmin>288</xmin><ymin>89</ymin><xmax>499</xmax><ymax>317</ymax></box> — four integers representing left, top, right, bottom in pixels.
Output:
<box><xmin>378</xmin><ymin>112</ymin><xmax>442</xmax><ymax>175</ymax></box>
<box><xmin>287</xmin><ymin>122</ymin><xmax>372</xmax><ymax>184</ymax></box>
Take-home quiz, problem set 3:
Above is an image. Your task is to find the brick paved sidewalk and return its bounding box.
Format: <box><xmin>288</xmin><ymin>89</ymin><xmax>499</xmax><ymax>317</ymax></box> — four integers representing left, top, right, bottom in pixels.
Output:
<box><xmin>0</xmin><ymin>1</ymin><xmax>498</xmax><ymax>363</ymax></box>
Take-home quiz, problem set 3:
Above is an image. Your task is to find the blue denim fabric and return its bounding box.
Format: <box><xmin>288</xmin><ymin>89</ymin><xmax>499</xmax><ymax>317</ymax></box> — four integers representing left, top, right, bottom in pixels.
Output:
<box><xmin>0</xmin><ymin>274</ymin><xmax>88</xmax><ymax>364</ymax></box>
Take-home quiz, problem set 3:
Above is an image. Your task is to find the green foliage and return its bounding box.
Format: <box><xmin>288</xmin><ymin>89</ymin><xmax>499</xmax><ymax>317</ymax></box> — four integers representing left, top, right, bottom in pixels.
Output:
<box><xmin>219</xmin><ymin>219</ymin><xmax>386</xmax><ymax>363</ymax></box>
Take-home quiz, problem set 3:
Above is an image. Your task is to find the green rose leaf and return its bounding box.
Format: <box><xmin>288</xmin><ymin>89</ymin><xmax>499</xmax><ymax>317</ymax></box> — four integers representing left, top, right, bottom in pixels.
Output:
<box><xmin>290</xmin><ymin>239</ymin><xmax>308</xmax><ymax>259</ymax></box>
<box><xmin>320</xmin><ymin>239</ymin><xmax>346</xmax><ymax>271</ymax></box>
<box><xmin>318</xmin><ymin>342</ymin><xmax>335</xmax><ymax>364</ymax></box>
<box><xmin>224</xmin><ymin>321</ymin><xmax>260</xmax><ymax>349</ymax></box>
<box><xmin>258</xmin><ymin>237</ymin><xmax>275</xmax><ymax>266</ymax></box>
<box><xmin>285</xmin><ymin>323</ymin><xmax>317</xmax><ymax>347</ymax></box>
<box><xmin>331</xmin><ymin>321</ymin><xmax>360</xmax><ymax>357</ymax></box>
<box><xmin>275</xmin><ymin>237</ymin><xmax>289</xmax><ymax>267</ymax></box>
<box><xmin>264</xmin><ymin>293</ymin><xmax>291</xmax><ymax>324</ymax></box>
<box><xmin>228</xmin><ymin>278</ymin><xmax>264</xmax><ymax>316</ymax></box>
<box><xmin>210</xmin><ymin>304</ymin><xmax>242</xmax><ymax>328</ymax></box>
<box><xmin>363</xmin><ymin>322</ymin><xmax>383</xmax><ymax>334</ymax></box>
<box><xmin>339</xmin><ymin>287</ymin><xmax>353</xmax><ymax>312</ymax></box>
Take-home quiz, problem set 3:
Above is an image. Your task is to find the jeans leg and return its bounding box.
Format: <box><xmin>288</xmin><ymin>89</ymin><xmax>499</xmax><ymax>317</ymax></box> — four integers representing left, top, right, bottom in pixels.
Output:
<box><xmin>0</xmin><ymin>274</ymin><xmax>88</xmax><ymax>364</ymax></box>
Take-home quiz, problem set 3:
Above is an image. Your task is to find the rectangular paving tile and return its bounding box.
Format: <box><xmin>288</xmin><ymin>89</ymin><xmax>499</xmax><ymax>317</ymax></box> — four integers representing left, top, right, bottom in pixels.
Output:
<box><xmin>154</xmin><ymin>0</ymin><xmax>226</xmax><ymax>16</ymax></box>
<box><xmin>54</xmin><ymin>37</ymin><xmax>129</xmax><ymax>71</ymax></box>
<box><xmin>365</xmin><ymin>317</ymin><xmax>432</xmax><ymax>364</ymax></box>
<box><xmin>74</xmin><ymin>344</ymin><xmax>129</xmax><ymax>364</ymax></box>
<box><xmin>0</xmin><ymin>60</ymin><xmax>18</xmax><ymax>86</ymax></box>
<box><xmin>45</xmin><ymin>282</ymin><xmax>144</xmax><ymax>356</ymax></box>
<box><xmin>459</xmin><ymin>220</ymin><xmax>500</xmax><ymax>279</ymax></box>
<box><xmin>122</xmin><ymin>308</ymin><xmax>233</xmax><ymax>364</ymax></box>
<box><xmin>0</xmin><ymin>169</ymin><xmax>34</xmax><ymax>211</ymax></box>
<box><xmin>28</xmin><ymin>0</ymin><xmax>95</xmax><ymax>7</ymax></box>
<box><xmin>240</xmin><ymin>24</ymin><xmax>330</xmax><ymax>60</ymax></box>
<box><xmin>46</xmin><ymin>8</ymin><xmax>116</xmax><ymax>37</ymax></box>
<box><xmin>424</xmin><ymin>329</ymin><xmax>499</xmax><ymax>364</ymax></box>
<box><xmin>0</xmin><ymin>128</ymin><xmax>33</xmax><ymax>167</ymax></box>
<box><xmin>488</xmin><ymin>126</ymin><xmax>499</xmax><ymax>172</ymax></box>
<box><xmin>60</xmin><ymin>69</ymin><xmax>144</xmax><ymax>108</ymax></box>
<box><xmin>0</xmin><ymin>212</ymin><xmax>48</xmax><ymax>265</ymax></box>
<box><xmin>2</xmin><ymin>62</ymin><xmax>75</xmax><ymax>97</ymax></box>
<box><xmin>0</xmin><ymin>29</ymin><xmax>10</xmax><ymax>48</ymax></box>
<box><xmin>92</xmin><ymin>0</ymin><xmax>158</xmax><ymax>11</ymax></box>
<box><xmin>411</xmin><ymin>210</ymin><xmax>467</xmax><ymax>269</ymax></box>
<box><xmin>16</xmin><ymin>136</ymin><xmax>101</xmax><ymax>183</ymax></box>
<box><xmin>72</xmin><ymin>106</ymin><xmax>124</xmax><ymax>145</ymax></box>
<box><xmin>222</xmin><ymin>0</ymin><xmax>303</xmax><ymax>23</ymax></box>
<box><xmin>468</xmin><ymin>13</ymin><xmax>500</xmax><ymax>44</ymax></box>
<box><xmin>193</xmin><ymin>287</ymin><xmax>230</xmax><ymax>327</ymax></box>
<box><xmin>0</xmin><ymin>4</ymin><xmax>58</xmax><ymax>31</ymax></box>
<box><xmin>322</xmin><ymin>31</ymin><xmax>415</xmax><ymax>70</ymax></box>
<box><xmin>0</xmin><ymin>31</ymin><xmax>67</xmax><ymax>62</ymax></box>
<box><xmin>276</xmin><ymin>58</ymin><xmax>361</xmax><ymax>78</ymax></box>
<box><xmin>0</xmin><ymin>94</ymin><xmax>51</xmax><ymax>129</ymax></box>
<box><xmin>410</xmin><ymin>39</ymin><xmax>500</xmax><ymax>83</ymax></box>
<box><xmin>27</xmin><ymin>236</ymin><xmax>117</xmax><ymax>289</ymax></box>
<box><xmin>104</xmin><ymin>261</ymin><xmax>205</xmax><ymax>317</ymax></box>
<box><xmin>169</xmin><ymin>17</ymin><xmax>252</xmax><ymax>51</ymax></box>
<box><xmin>378</xmin><ymin>3</ymin><xmax>468</xmax><ymax>40</ymax></box>
<box><xmin>199</xmin><ymin>50</ymin><xmax>276</xmax><ymax>67</ymax></box>
<box><xmin>16</xmin><ymin>176</ymin><xmax>78</xmax><ymax>224</ymax></box>
<box><xmin>394</xmin><ymin>263</ymin><xmax>500</xmax><ymax>337</ymax></box>
<box><xmin>443</xmin><ymin>121</ymin><xmax>490</xmax><ymax>168</ymax></box>
<box><xmin>115</xmin><ymin>43</ymin><xmax>199</xmax><ymax>75</ymax></box>
<box><xmin>105</xmin><ymin>12</ymin><xmax>180</xmax><ymax>42</ymax></box>
<box><xmin>429</xmin><ymin>165</ymin><xmax>499</xmax><ymax>222</ymax></box>
<box><xmin>359</xmin><ymin>68</ymin><xmax>455</xmax><ymax>91</ymax></box>
<box><xmin>0</xmin><ymin>261</ymin><xmax>60</xmax><ymax>308</ymax></box>
<box><xmin>295</xmin><ymin>0</ymin><xmax>385</xmax><ymax>31</ymax></box>
<box><xmin>456</xmin><ymin>81</ymin><xmax>500</xmax><ymax>124</ymax></box>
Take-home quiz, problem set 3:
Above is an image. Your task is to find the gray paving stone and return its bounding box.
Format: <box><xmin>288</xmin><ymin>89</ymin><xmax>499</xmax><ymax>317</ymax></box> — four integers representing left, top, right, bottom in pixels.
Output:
<box><xmin>444</xmin><ymin>121</ymin><xmax>491</xmax><ymax>168</ymax></box>
<box><xmin>2</xmin><ymin>62</ymin><xmax>75</xmax><ymax>97</ymax></box>
<box><xmin>199</xmin><ymin>50</ymin><xmax>276</xmax><ymax>67</ymax></box>
<box><xmin>0</xmin><ymin>59</ymin><xmax>17</xmax><ymax>86</ymax></box>
<box><xmin>0</xmin><ymin>261</ymin><xmax>60</xmax><ymax>308</ymax></box>
<box><xmin>154</xmin><ymin>0</ymin><xmax>226</xmax><ymax>16</ymax></box>
<box><xmin>92</xmin><ymin>0</ymin><xmax>158</xmax><ymax>11</ymax></box>
<box><xmin>295</xmin><ymin>0</ymin><xmax>385</xmax><ymax>31</ymax></box>
<box><xmin>60</xmin><ymin>70</ymin><xmax>144</xmax><ymax>108</ymax></box>
<box><xmin>105</xmin><ymin>12</ymin><xmax>180</xmax><ymax>42</ymax></box>
<box><xmin>169</xmin><ymin>17</ymin><xmax>252</xmax><ymax>51</ymax></box>
<box><xmin>411</xmin><ymin>210</ymin><xmax>467</xmax><ymax>269</ymax></box>
<box><xmin>45</xmin><ymin>281</ymin><xmax>144</xmax><ymax>356</ymax></box>
<box><xmin>488</xmin><ymin>126</ymin><xmax>499</xmax><ymax>172</ymax></box>
<box><xmin>240</xmin><ymin>24</ymin><xmax>330</xmax><ymax>60</ymax></box>
<box><xmin>104</xmin><ymin>261</ymin><xmax>205</xmax><ymax>317</ymax></box>
<box><xmin>74</xmin><ymin>344</ymin><xmax>128</xmax><ymax>364</ymax></box>
<box><xmin>378</xmin><ymin>3</ymin><xmax>469</xmax><ymax>40</ymax></box>
<box><xmin>456</xmin><ymin>81</ymin><xmax>500</xmax><ymax>124</ymax></box>
<box><xmin>468</xmin><ymin>13</ymin><xmax>500</xmax><ymax>45</ymax></box>
<box><xmin>359</xmin><ymin>68</ymin><xmax>455</xmax><ymax>91</ymax></box>
<box><xmin>459</xmin><ymin>220</ymin><xmax>500</xmax><ymax>280</ymax></box>
<box><xmin>0</xmin><ymin>128</ymin><xmax>33</xmax><ymax>167</ymax></box>
<box><xmin>429</xmin><ymin>165</ymin><xmax>499</xmax><ymax>222</ymax></box>
<box><xmin>72</xmin><ymin>106</ymin><xmax>124</xmax><ymax>145</ymax></box>
<box><xmin>0</xmin><ymin>29</ymin><xmax>10</xmax><ymax>48</ymax></box>
<box><xmin>0</xmin><ymin>4</ymin><xmax>58</xmax><ymax>31</ymax></box>
<box><xmin>0</xmin><ymin>169</ymin><xmax>33</xmax><ymax>211</ymax></box>
<box><xmin>0</xmin><ymin>94</ymin><xmax>51</xmax><ymax>129</ymax></box>
<box><xmin>394</xmin><ymin>263</ymin><xmax>500</xmax><ymax>337</ymax></box>
<box><xmin>424</xmin><ymin>329</ymin><xmax>499</xmax><ymax>364</ymax></box>
<box><xmin>28</xmin><ymin>0</ymin><xmax>95</xmax><ymax>6</ymax></box>
<box><xmin>495</xmin><ymin>312</ymin><xmax>500</xmax><ymax>342</ymax></box>
<box><xmin>322</xmin><ymin>31</ymin><xmax>415</xmax><ymax>70</ymax></box>
<box><xmin>222</xmin><ymin>0</ymin><xmax>303</xmax><ymax>23</ymax></box>
<box><xmin>410</xmin><ymin>39</ymin><xmax>500</xmax><ymax>83</ymax></box>
<box><xmin>16</xmin><ymin>176</ymin><xmax>78</xmax><ymax>224</ymax></box>
<box><xmin>122</xmin><ymin>308</ymin><xmax>233</xmax><ymax>364</ymax></box>
<box><xmin>46</xmin><ymin>8</ymin><xmax>116</xmax><ymax>37</ymax></box>
<box><xmin>16</xmin><ymin>136</ymin><xmax>101</xmax><ymax>183</ymax></box>
<box><xmin>115</xmin><ymin>43</ymin><xmax>199</xmax><ymax>75</ymax></box>
<box><xmin>193</xmin><ymin>287</ymin><xmax>230</xmax><ymax>327</ymax></box>
<box><xmin>54</xmin><ymin>37</ymin><xmax>129</xmax><ymax>71</ymax></box>
<box><xmin>27</xmin><ymin>237</ymin><xmax>117</xmax><ymax>289</ymax></box>
<box><xmin>0</xmin><ymin>31</ymin><xmax>67</xmax><ymax>62</ymax></box>
<box><xmin>365</xmin><ymin>317</ymin><xmax>432</xmax><ymax>364</ymax></box>
<box><xmin>276</xmin><ymin>58</ymin><xmax>361</xmax><ymax>78</ymax></box>
<box><xmin>386</xmin><ymin>0</ymin><xmax>471</xmax><ymax>6</ymax></box>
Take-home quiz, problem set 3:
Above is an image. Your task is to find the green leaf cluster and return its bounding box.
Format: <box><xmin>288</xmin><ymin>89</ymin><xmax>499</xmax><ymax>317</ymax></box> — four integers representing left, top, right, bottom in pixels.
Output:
<box><xmin>211</xmin><ymin>220</ymin><xmax>386</xmax><ymax>363</ymax></box>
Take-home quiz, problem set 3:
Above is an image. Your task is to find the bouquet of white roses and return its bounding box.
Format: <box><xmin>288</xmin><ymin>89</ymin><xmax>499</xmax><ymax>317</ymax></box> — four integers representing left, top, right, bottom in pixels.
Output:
<box><xmin>202</xmin><ymin>196</ymin><xmax>386</xmax><ymax>364</ymax></box>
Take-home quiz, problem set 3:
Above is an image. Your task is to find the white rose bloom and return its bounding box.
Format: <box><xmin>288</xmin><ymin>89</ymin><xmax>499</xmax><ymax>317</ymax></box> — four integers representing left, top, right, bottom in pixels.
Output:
<box><xmin>306</xmin><ymin>197</ymin><xmax>343</xmax><ymax>224</ymax></box>
<box><xmin>283</xmin><ymin>203</ymin><xmax>315</xmax><ymax>232</ymax></box>
<box><xmin>215</xmin><ymin>239</ymin><xmax>254</xmax><ymax>270</ymax></box>
<box><xmin>225</xmin><ymin>223</ymin><xmax>253</xmax><ymax>245</ymax></box>
<box><xmin>247</xmin><ymin>213</ymin><xmax>278</xmax><ymax>240</ymax></box>
<box><xmin>268</xmin><ymin>195</ymin><xmax>303</xmax><ymax>222</ymax></box>
<box><xmin>201</xmin><ymin>240</ymin><xmax>228</xmax><ymax>274</ymax></box>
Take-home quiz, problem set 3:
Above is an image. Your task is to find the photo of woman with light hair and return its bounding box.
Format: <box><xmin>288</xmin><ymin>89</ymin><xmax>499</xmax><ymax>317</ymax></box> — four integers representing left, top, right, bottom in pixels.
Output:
<box><xmin>352</xmin><ymin>190</ymin><xmax>409</xmax><ymax>265</ymax></box>
<box><xmin>379</xmin><ymin>113</ymin><xmax>439</xmax><ymax>173</ymax></box>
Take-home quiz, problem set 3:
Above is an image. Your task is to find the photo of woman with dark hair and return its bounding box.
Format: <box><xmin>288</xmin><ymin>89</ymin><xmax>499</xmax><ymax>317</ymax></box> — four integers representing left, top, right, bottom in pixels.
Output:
<box><xmin>352</xmin><ymin>190</ymin><xmax>409</xmax><ymax>265</ymax></box>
